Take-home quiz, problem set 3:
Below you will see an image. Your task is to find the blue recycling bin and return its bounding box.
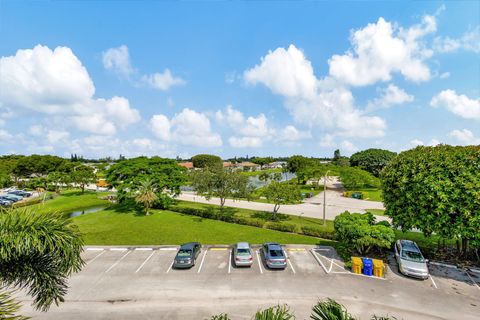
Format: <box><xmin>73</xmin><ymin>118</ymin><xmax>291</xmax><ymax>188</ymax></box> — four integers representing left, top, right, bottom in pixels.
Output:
<box><xmin>362</xmin><ymin>258</ymin><xmax>373</xmax><ymax>276</ymax></box>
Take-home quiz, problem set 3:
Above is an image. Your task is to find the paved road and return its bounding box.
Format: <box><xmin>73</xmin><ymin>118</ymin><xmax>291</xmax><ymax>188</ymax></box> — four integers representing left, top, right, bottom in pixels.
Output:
<box><xmin>17</xmin><ymin>245</ymin><xmax>480</xmax><ymax>319</ymax></box>
<box><xmin>178</xmin><ymin>191</ymin><xmax>389</xmax><ymax>222</ymax></box>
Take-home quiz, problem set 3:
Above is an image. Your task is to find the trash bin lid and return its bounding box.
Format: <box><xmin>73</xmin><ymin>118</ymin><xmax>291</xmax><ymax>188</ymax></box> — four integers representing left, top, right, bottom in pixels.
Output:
<box><xmin>362</xmin><ymin>258</ymin><xmax>373</xmax><ymax>266</ymax></box>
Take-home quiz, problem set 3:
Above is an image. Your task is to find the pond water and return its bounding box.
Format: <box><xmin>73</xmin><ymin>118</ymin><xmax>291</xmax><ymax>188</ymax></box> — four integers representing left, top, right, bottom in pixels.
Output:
<box><xmin>69</xmin><ymin>206</ymin><xmax>107</xmax><ymax>218</ymax></box>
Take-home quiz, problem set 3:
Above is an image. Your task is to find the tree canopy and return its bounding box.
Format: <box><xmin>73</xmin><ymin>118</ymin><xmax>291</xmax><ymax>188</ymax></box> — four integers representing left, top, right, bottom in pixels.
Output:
<box><xmin>350</xmin><ymin>148</ymin><xmax>397</xmax><ymax>177</ymax></box>
<box><xmin>106</xmin><ymin>157</ymin><xmax>187</xmax><ymax>207</ymax></box>
<box><xmin>381</xmin><ymin>145</ymin><xmax>480</xmax><ymax>256</ymax></box>
<box><xmin>190</xmin><ymin>168</ymin><xmax>251</xmax><ymax>207</ymax></box>
<box><xmin>262</xmin><ymin>181</ymin><xmax>301</xmax><ymax>215</ymax></box>
<box><xmin>191</xmin><ymin>154</ymin><xmax>223</xmax><ymax>169</ymax></box>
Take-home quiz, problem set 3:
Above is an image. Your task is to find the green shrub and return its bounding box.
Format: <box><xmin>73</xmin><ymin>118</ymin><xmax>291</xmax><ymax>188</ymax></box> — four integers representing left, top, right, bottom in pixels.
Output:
<box><xmin>265</xmin><ymin>222</ymin><xmax>297</xmax><ymax>233</ymax></box>
<box><xmin>252</xmin><ymin>211</ymin><xmax>290</xmax><ymax>222</ymax></box>
<box><xmin>244</xmin><ymin>219</ymin><xmax>265</xmax><ymax>228</ymax></box>
<box><xmin>334</xmin><ymin>212</ymin><xmax>395</xmax><ymax>255</ymax></box>
<box><xmin>300</xmin><ymin>226</ymin><xmax>335</xmax><ymax>240</ymax></box>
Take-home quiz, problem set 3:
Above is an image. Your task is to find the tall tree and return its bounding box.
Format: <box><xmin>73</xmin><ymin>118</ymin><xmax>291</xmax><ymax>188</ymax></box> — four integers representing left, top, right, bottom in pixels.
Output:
<box><xmin>0</xmin><ymin>209</ymin><xmax>84</xmax><ymax>318</ymax></box>
<box><xmin>350</xmin><ymin>148</ymin><xmax>397</xmax><ymax>177</ymax></box>
<box><xmin>191</xmin><ymin>154</ymin><xmax>223</xmax><ymax>170</ymax></box>
<box><xmin>382</xmin><ymin>145</ymin><xmax>480</xmax><ymax>257</ymax></box>
<box><xmin>286</xmin><ymin>155</ymin><xmax>315</xmax><ymax>184</ymax></box>
<box><xmin>106</xmin><ymin>157</ymin><xmax>187</xmax><ymax>208</ymax></box>
<box><xmin>134</xmin><ymin>178</ymin><xmax>158</xmax><ymax>215</ymax></box>
<box><xmin>190</xmin><ymin>168</ymin><xmax>251</xmax><ymax>208</ymax></box>
<box><xmin>262</xmin><ymin>181</ymin><xmax>301</xmax><ymax>218</ymax></box>
<box><xmin>71</xmin><ymin>165</ymin><xmax>96</xmax><ymax>193</ymax></box>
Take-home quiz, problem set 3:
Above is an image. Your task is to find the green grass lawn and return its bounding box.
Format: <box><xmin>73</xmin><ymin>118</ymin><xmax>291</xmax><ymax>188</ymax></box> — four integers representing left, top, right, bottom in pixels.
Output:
<box><xmin>73</xmin><ymin>208</ymin><xmax>328</xmax><ymax>245</ymax></box>
<box><xmin>366</xmin><ymin>209</ymin><xmax>385</xmax><ymax>216</ymax></box>
<box><xmin>28</xmin><ymin>189</ymin><xmax>110</xmax><ymax>215</ymax></box>
<box><xmin>347</xmin><ymin>188</ymin><xmax>383</xmax><ymax>201</ymax></box>
<box><xmin>172</xmin><ymin>200</ymin><xmax>335</xmax><ymax>232</ymax></box>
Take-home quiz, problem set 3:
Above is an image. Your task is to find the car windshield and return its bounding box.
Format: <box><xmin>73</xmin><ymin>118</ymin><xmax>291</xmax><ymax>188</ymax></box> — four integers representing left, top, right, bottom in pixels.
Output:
<box><xmin>401</xmin><ymin>250</ymin><xmax>425</xmax><ymax>262</ymax></box>
<box><xmin>269</xmin><ymin>249</ymin><xmax>284</xmax><ymax>257</ymax></box>
<box><xmin>177</xmin><ymin>249</ymin><xmax>192</xmax><ymax>257</ymax></box>
<box><xmin>236</xmin><ymin>248</ymin><xmax>250</xmax><ymax>255</ymax></box>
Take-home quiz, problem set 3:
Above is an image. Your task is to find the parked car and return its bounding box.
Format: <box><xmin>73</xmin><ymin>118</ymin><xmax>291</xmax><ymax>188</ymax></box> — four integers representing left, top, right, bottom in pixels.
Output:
<box><xmin>0</xmin><ymin>199</ymin><xmax>13</xmax><ymax>206</ymax></box>
<box><xmin>173</xmin><ymin>242</ymin><xmax>201</xmax><ymax>269</ymax></box>
<box><xmin>261</xmin><ymin>242</ymin><xmax>287</xmax><ymax>269</ymax></box>
<box><xmin>0</xmin><ymin>194</ymin><xmax>22</xmax><ymax>202</ymax></box>
<box><xmin>233</xmin><ymin>242</ymin><xmax>253</xmax><ymax>267</ymax></box>
<box><xmin>394</xmin><ymin>240</ymin><xmax>429</xmax><ymax>279</ymax></box>
<box><xmin>8</xmin><ymin>190</ymin><xmax>32</xmax><ymax>197</ymax></box>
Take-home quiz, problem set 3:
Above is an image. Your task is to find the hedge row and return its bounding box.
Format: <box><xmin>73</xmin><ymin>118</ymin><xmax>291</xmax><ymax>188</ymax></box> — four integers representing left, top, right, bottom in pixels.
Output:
<box><xmin>171</xmin><ymin>206</ymin><xmax>335</xmax><ymax>240</ymax></box>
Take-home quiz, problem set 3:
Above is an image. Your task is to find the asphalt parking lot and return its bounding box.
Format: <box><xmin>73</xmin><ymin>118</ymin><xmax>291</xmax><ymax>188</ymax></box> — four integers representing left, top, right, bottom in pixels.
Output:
<box><xmin>18</xmin><ymin>245</ymin><xmax>480</xmax><ymax>319</ymax></box>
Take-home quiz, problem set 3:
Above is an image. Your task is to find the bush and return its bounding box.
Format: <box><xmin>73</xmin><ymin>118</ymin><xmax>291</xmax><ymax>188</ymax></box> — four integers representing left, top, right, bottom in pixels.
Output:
<box><xmin>376</xmin><ymin>220</ymin><xmax>391</xmax><ymax>227</ymax></box>
<box><xmin>338</xmin><ymin>167</ymin><xmax>380</xmax><ymax>190</ymax></box>
<box><xmin>334</xmin><ymin>212</ymin><xmax>395</xmax><ymax>255</ymax></box>
<box><xmin>252</xmin><ymin>211</ymin><xmax>290</xmax><ymax>222</ymax></box>
<box><xmin>300</xmin><ymin>226</ymin><xmax>335</xmax><ymax>240</ymax></box>
<box><xmin>265</xmin><ymin>222</ymin><xmax>297</xmax><ymax>233</ymax></box>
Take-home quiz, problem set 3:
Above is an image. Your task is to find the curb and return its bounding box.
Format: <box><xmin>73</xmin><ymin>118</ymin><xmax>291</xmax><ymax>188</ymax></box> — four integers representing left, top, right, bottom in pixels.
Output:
<box><xmin>429</xmin><ymin>261</ymin><xmax>457</xmax><ymax>269</ymax></box>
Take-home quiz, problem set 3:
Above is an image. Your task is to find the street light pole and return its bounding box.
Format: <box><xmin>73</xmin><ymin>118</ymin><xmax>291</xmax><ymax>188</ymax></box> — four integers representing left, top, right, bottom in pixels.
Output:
<box><xmin>323</xmin><ymin>170</ymin><xmax>330</xmax><ymax>226</ymax></box>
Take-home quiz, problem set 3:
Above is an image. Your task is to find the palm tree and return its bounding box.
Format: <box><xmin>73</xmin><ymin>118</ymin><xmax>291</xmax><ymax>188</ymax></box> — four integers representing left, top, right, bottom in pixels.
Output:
<box><xmin>253</xmin><ymin>304</ymin><xmax>295</xmax><ymax>320</ymax></box>
<box><xmin>311</xmin><ymin>299</ymin><xmax>356</xmax><ymax>320</ymax></box>
<box><xmin>134</xmin><ymin>178</ymin><xmax>158</xmax><ymax>215</ymax></box>
<box><xmin>0</xmin><ymin>208</ymin><xmax>84</xmax><ymax>318</ymax></box>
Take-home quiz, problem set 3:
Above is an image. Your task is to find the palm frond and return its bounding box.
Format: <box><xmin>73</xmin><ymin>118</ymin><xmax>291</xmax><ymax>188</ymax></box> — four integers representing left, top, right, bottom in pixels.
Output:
<box><xmin>253</xmin><ymin>304</ymin><xmax>295</xmax><ymax>320</ymax></box>
<box><xmin>0</xmin><ymin>208</ymin><xmax>84</xmax><ymax>311</ymax></box>
<box><xmin>0</xmin><ymin>289</ymin><xmax>29</xmax><ymax>320</ymax></box>
<box><xmin>310</xmin><ymin>299</ymin><xmax>356</xmax><ymax>320</ymax></box>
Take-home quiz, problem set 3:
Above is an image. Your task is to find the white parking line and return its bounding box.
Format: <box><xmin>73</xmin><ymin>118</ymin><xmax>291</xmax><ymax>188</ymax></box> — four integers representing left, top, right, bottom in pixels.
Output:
<box><xmin>159</xmin><ymin>247</ymin><xmax>178</xmax><ymax>251</ymax></box>
<box><xmin>105</xmin><ymin>251</ymin><xmax>131</xmax><ymax>273</ymax></box>
<box><xmin>284</xmin><ymin>250</ymin><xmax>296</xmax><ymax>274</ymax></box>
<box><xmin>166</xmin><ymin>261</ymin><xmax>174</xmax><ymax>273</ymax></box>
<box><xmin>228</xmin><ymin>249</ymin><xmax>232</xmax><ymax>274</ymax></box>
<box><xmin>465</xmin><ymin>270</ymin><xmax>480</xmax><ymax>290</ymax></box>
<box><xmin>86</xmin><ymin>250</ymin><xmax>105</xmax><ymax>265</ymax></box>
<box><xmin>310</xmin><ymin>249</ymin><xmax>329</xmax><ymax>274</ymax></box>
<box><xmin>135</xmin><ymin>248</ymin><xmax>153</xmax><ymax>251</ymax></box>
<box><xmin>110</xmin><ymin>248</ymin><xmax>128</xmax><ymax>251</ymax></box>
<box><xmin>86</xmin><ymin>248</ymin><xmax>104</xmax><ymax>251</ymax></box>
<box><xmin>135</xmin><ymin>251</ymin><xmax>155</xmax><ymax>273</ymax></box>
<box><xmin>197</xmin><ymin>250</ymin><xmax>208</xmax><ymax>273</ymax></box>
<box><xmin>256</xmin><ymin>250</ymin><xmax>263</xmax><ymax>274</ymax></box>
<box><xmin>429</xmin><ymin>275</ymin><xmax>438</xmax><ymax>289</ymax></box>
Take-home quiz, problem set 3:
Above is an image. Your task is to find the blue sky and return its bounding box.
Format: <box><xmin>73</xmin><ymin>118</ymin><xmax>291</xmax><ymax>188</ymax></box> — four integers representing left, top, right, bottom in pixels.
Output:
<box><xmin>0</xmin><ymin>1</ymin><xmax>479</xmax><ymax>159</ymax></box>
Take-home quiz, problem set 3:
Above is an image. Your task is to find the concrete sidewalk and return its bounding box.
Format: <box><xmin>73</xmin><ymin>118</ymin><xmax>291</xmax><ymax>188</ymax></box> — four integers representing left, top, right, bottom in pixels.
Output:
<box><xmin>177</xmin><ymin>191</ymin><xmax>390</xmax><ymax>222</ymax></box>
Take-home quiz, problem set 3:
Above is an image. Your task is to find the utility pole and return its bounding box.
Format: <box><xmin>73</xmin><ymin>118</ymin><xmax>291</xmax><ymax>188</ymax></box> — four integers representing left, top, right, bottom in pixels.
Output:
<box><xmin>323</xmin><ymin>170</ymin><xmax>330</xmax><ymax>226</ymax></box>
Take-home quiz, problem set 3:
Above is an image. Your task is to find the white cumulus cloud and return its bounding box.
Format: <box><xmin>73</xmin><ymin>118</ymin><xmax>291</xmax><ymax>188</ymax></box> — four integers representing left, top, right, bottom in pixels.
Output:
<box><xmin>328</xmin><ymin>16</ymin><xmax>435</xmax><ymax>86</ymax></box>
<box><xmin>430</xmin><ymin>90</ymin><xmax>480</xmax><ymax>120</ymax></box>
<box><xmin>449</xmin><ymin>129</ymin><xmax>480</xmax><ymax>145</ymax></box>
<box><xmin>433</xmin><ymin>26</ymin><xmax>480</xmax><ymax>54</ymax></box>
<box><xmin>367</xmin><ymin>84</ymin><xmax>414</xmax><ymax>110</ymax></box>
<box><xmin>142</xmin><ymin>69</ymin><xmax>185</xmax><ymax>91</ymax></box>
<box><xmin>102</xmin><ymin>45</ymin><xmax>134</xmax><ymax>76</ymax></box>
<box><xmin>228</xmin><ymin>136</ymin><xmax>263</xmax><ymax>148</ymax></box>
<box><xmin>150</xmin><ymin>108</ymin><xmax>222</xmax><ymax>147</ymax></box>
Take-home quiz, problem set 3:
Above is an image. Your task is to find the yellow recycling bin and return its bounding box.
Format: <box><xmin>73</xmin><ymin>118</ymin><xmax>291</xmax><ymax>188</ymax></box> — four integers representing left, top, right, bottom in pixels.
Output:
<box><xmin>351</xmin><ymin>257</ymin><xmax>363</xmax><ymax>274</ymax></box>
<box><xmin>372</xmin><ymin>259</ymin><xmax>385</xmax><ymax>278</ymax></box>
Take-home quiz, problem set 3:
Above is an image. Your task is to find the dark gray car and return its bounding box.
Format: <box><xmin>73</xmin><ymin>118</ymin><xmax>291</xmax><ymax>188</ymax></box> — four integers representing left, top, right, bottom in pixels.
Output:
<box><xmin>261</xmin><ymin>242</ymin><xmax>287</xmax><ymax>269</ymax></box>
<box><xmin>173</xmin><ymin>242</ymin><xmax>201</xmax><ymax>269</ymax></box>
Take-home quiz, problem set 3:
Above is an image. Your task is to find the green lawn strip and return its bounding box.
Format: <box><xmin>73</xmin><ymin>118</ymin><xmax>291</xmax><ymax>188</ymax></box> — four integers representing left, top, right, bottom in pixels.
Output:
<box><xmin>366</xmin><ymin>209</ymin><xmax>385</xmax><ymax>216</ymax></box>
<box><xmin>28</xmin><ymin>189</ymin><xmax>111</xmax><ymax>215</ymax></box>
<box><xmin>172</xmin><ymin>200</ymin><xmax>335</xmax><ymax>232</ymax></box>
<box><xmin>73</xmin><ymin>209</ymin><xmax>328</xmax><ymax>246</ymax></box>
<box><xmin>344</xmin><ymin>188</ymin><xmax>383</xmax><ymax>201</ymax></box>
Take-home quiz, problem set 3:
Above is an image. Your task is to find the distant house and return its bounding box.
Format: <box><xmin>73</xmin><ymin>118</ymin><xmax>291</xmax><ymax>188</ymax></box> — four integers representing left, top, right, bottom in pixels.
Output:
<box><xmin>223</xmin><ymin>161</ymin><xmax>235</xmax><ymax>168</ymax></box>
<box><xmin>178</xmin><ymin>162</ymin><xmax>194</xmax><ymax>169</ymax></box>
<box><xmin>237</xmin><ymin>162</ymin><xmax>261</xmax><ymax>171</ymax></box>
<box><xmin>266</xmin><ymin>161</ymin><xmax>286</xmax><ymax>169</ymax></box>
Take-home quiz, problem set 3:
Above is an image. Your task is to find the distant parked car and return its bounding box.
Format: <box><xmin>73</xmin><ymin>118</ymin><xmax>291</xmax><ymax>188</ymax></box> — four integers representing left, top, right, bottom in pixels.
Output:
<box><xmin>233</xmin><ymin>242</ymin><xmax>253</xmax><ymax>267</ymax></box>
<box><xmin>0</xmin><ymin>194</ymin><xmax>22</xmax><ymax>202</ymax></box>
<box><xmin>8</xmin><ymin>190</ymin><xmax>32</xmax><ymax>197</ymax></box>
<box><xmin>173</xmin><ymin>242</ymin><xmax>201</xmax><ymax>269</ymax></box>
<box><xmin>261</xmin><ymin>243</ymin><xmax>287</xmax><ymax>269</ymax></box>
<box><xmin>394</xmin><ymin>240</ymin><xmax>429</xmax><ymax>280</ymax></box>
<box><xmin>0</xmin><ymin>199</ymin><xmax>13</xmax><ymax>206</ymax></box>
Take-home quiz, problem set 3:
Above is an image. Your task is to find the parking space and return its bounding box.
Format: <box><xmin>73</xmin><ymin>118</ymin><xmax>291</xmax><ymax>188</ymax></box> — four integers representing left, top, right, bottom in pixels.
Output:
<box><xmin>20</xmin><ymin>245</ymin><xmax>480</xmax><ymax>320</ymax></box>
